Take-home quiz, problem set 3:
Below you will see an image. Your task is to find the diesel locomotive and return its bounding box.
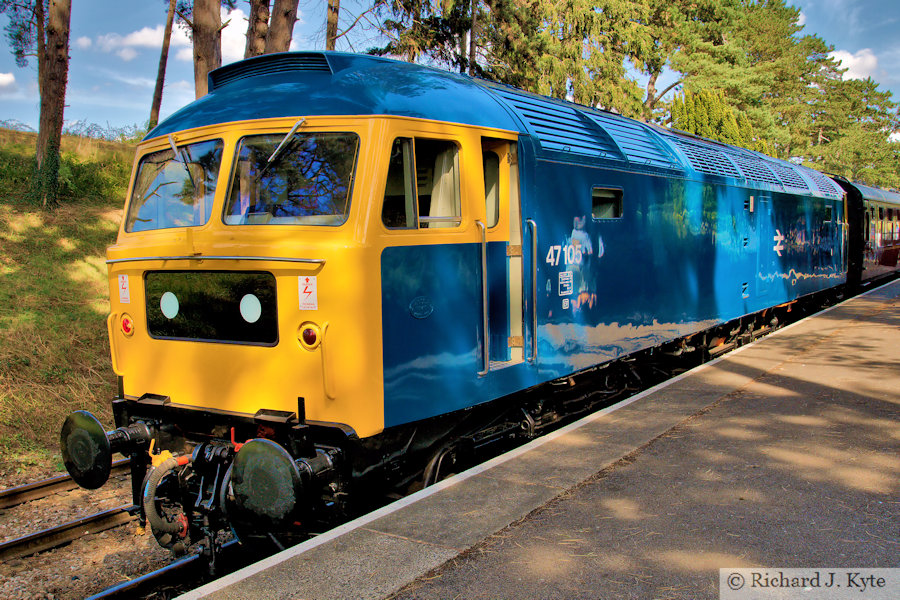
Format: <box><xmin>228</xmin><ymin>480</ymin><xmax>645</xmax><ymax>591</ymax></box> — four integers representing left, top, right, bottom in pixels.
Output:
<box><xmin>60</xmin><ymin>52</ymin><xmax>900</xmax><ymax>555</ymax></box>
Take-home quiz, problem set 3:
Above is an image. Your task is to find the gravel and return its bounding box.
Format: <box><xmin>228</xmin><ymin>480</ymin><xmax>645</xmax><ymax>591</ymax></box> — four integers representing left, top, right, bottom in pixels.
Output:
<box><xmin>0</xmin><ymin>465</ymin><xmax>174</xmax><ymax>599</ymax></box>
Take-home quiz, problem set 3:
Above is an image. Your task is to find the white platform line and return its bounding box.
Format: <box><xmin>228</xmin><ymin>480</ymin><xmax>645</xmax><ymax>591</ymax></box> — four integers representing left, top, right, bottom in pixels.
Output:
<box><xmin>178</xmin><ymin>279</ymin><xmax>898</xmax><ymax>599</ymax></box>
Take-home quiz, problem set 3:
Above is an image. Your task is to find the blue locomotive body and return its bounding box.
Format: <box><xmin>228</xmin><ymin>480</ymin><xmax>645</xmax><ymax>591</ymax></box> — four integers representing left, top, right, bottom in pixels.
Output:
<box><xmin>374</xmin><ymin>62</ymin><xmax>846</xmax><ymax>427</ymax></box>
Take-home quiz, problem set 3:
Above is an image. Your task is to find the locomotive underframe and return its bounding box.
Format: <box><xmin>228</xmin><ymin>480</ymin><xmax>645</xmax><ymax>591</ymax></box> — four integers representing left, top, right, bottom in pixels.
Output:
<box><xmin>100</xmin><ymin>286</ymin><xmax>841</xmax><ymax>559</ymax></box>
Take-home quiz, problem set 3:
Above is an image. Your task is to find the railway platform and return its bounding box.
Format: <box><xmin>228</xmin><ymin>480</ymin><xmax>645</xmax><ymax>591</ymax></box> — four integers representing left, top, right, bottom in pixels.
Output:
<box><xmin>179</xmin><ymin>279</ymin><xmax>900</xmax><ymax>600</ymax></box>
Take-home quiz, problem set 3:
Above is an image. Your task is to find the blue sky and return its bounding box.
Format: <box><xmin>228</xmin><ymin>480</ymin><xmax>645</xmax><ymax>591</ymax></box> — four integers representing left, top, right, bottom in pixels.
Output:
<box><xmin>0</xmin><ymin>0</ymin><xmax>898</xmax><ymax>132</ymax></box>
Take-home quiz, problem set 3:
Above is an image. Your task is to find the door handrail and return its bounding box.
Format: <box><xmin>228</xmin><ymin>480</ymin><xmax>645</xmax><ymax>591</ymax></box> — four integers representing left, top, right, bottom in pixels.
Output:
<box><xmin>527</xmin><ymin>219</ymin><xmax>538</xmax><ymax>363</ymax></box>
<box><xmin>476</xmin><ymin>221</ymin><xmax>489</xmax><ymax>376</ymax></box>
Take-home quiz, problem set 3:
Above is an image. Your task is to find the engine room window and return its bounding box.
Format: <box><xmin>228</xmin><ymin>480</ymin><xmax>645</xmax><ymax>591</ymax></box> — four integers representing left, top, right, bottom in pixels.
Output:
<box><xmin>126</xmin><ymin>139</ymin><xmax>223</xmax><ymax>233</ymax></box>
<box><xmin>592</xmin><ymin>188</ymin><xmax>623</xmax><ymax>219</ymax></box>
<box><xmin>381</xmin><ymin>137</ymin><xmax>461</xmax><ymax>229</ymax></box>
<box><xmin>224</xmin><ymin>132</ymin><xmax>359</xmax><ymax>226</ymax></box>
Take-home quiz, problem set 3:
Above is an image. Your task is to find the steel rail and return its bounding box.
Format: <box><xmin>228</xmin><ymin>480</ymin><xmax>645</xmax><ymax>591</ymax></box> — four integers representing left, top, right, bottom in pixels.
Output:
<box><xmin>0</xmin><ymin>458</ymin><xmax>131</xmax><ymax>510</ymax></box>
<box><xmin>86</xmin><ymin>540</ymin><xmax>241</xmax><ymax>600</ymax></box>
<box><xmin>87</xmin><ymin>553</ymin><xmax>202</xmax><ymax>600</ymax></box>
<box><xmin>0</xmin><ymin>504</ymin><xmax>136</xmax><ymax>562</ymax></box>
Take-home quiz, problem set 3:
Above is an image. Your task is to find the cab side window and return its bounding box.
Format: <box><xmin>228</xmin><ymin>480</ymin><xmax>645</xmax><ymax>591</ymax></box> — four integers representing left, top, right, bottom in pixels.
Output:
<box><xmin>483</xmin><ymin>151</ymin><xmax>500</xmax><ymax>228</ymax></box>
<box><xmin>382</xmin><ymin>137</ymin><xmax>461</xmax><ymax>229</ymax></box>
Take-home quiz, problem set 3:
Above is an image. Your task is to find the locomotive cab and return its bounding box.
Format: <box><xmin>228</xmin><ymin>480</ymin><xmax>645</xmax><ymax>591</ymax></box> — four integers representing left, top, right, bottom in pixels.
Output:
<box><xmin>61</xmin><ymin>107</ymin><xmax>524</xmax><ymax>552</ymax></box>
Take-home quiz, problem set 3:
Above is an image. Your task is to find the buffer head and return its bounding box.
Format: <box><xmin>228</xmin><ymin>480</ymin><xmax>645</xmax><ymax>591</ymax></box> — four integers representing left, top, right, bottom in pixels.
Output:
<box><xmin>60</xmin><ymin>410</ymin><xmax>112</xmax><ymax>489</ymax></box>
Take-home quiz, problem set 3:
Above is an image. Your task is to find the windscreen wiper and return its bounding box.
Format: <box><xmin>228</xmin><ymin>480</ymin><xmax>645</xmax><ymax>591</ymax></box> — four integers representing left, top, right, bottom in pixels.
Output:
<box><xmin>254</xmin><ymin>118</ymin><xmax>306</xmax><ymax>183</ymax></box>
<box><xmin>168</xmin><ymin>134</ymin><xmax>196</xmax><ymax>189</ymax></box>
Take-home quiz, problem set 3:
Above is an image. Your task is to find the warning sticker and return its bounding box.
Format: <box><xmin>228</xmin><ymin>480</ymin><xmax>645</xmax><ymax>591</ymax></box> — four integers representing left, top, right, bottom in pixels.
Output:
<box><xmin>299</xmin><ymin>276</ymin><xmax>318</xmax><ymax>310</ymax></box>
<box><xmin>118</xmin><ymin>274</ymin><xmax>131</xmax><ymax>304</ymax></box>
<box><xmin>558</xmin><ymin>271</ymin><xmax>573</xmax><ymax>297</ymax></box>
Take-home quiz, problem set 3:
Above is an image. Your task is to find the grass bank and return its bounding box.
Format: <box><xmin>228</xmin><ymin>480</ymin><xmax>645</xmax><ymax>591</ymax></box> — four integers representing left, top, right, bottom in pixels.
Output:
<box><xmin>0</xmin><ymin>129</ymin><xmax>135</xmax><ymax>474</ymax></box>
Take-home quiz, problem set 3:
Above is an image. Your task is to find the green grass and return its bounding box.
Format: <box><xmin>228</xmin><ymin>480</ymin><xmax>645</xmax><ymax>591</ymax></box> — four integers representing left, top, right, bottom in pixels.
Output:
<box><xmin>0</xmin><ymin>129</ymin><xmax>134</xmax><ymax>474</ymax></box>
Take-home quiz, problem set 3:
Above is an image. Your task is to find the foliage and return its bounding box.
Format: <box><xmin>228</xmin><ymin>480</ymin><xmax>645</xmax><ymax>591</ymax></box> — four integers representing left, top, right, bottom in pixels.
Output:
<box><xmin>0</xmin><ymin>128</ymin><xmax>134</xmax><ymax>205</ymax></box>
<box><xmin>638</xmin><ymin>0</ymin><xmax>741</xmax><ymax>120</ymax></box>
<box><xmin>0</xmin><ymin>131</ymin><xmax>130</xmax><ymax>470</ymax></box>
<box><xmin>671</xmin><ymin>89</ymin><xmax>771</xmax><ymax>154</ymax></box>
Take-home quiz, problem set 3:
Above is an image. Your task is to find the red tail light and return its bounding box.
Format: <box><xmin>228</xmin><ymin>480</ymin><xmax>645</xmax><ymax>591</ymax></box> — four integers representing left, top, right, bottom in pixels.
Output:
<box><xmin>121</xmin><ymin>314</ymin><xmax>135</xmax><ymax>336</ymax></box>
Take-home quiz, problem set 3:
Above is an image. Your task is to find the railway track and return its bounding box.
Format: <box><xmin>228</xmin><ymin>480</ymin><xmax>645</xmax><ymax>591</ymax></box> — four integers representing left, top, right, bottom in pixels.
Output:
<box><xmin>84</xmin><ymin>540</ymin><xmax>245</xmax><ymax>600</ymax></box>
<box><xmin>0</xmin><ymin>505</ymin><xmax>136</xmax><ymax>562</ymax></box>
<box><xmin>0</xmin><ymin>458</ymin><xmax>133</xmax><ymax>562</ymax></box>
<box><xmin>0</xmin><ymin>458</ymin><xmax>130</xmax><ymax>509</ymax></box>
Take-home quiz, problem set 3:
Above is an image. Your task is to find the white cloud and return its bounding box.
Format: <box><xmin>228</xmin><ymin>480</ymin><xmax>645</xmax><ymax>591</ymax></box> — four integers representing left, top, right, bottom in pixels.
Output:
<box><xmin>830</xmin><ymin>48</ymin><xmax>878</xmax><ymax>80</ymax></box>
<box><xmin>96</xmin><ymin>24</ymin><xmax>191</xmax><ymax>61</ymax></box>
<box><xmin>797</xmin><ymin>11</ymin><xmax>807</xmax><ymax>26</ymax></box>
<box><xmin>104</xmin><ymin>8</ymin><xmax>306</xmax><ymax>66</ymax></box>
<box><xmin>76</xmin><ymin>36</ymin><xmax>92</xmax><ymax>49</ymax></box>
<box><xmin>0</xmin><ymin>72</ymin><xmax>17</xmax><ymax>96</ymax></box>
<box><xmin>222</xmin><ymin>8</ymin><xmax>248</xmax><ymax>64</ymax></box>
<box><xmin>122</xmin><ymin>26</ymin><xmax>166</xmax><ymax>48</ymax></box>
<box><xmin>890</xmin><ymin>131</ymin><xmax>900</xmax><ymax>143</ymax></box>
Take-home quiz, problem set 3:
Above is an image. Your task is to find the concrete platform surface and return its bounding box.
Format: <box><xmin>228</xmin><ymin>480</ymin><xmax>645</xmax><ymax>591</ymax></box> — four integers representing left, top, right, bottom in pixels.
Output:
<box><xmin>180</xmin><ymin>280</ymin><xmax>900</xmax><ymax>600</ymax></box>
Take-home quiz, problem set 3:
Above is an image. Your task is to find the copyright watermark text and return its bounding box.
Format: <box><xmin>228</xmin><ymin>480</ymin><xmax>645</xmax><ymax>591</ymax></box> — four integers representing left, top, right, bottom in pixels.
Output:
<box><xmin>720</xmin><ymin>568</ymin><xmax>899</xmax><ymax>599</ymax></box>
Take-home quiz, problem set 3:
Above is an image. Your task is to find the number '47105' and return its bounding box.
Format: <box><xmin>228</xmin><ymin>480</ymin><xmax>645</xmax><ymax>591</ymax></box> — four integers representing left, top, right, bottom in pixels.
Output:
<box><xmin>546</xmin><ymin>244</ymin><xmax>583</xmax><ymax>266</ymax></box>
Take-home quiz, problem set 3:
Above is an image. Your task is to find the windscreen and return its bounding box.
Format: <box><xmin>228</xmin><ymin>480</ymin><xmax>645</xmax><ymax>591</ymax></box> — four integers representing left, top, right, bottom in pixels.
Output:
<box><xmin>224</xmin><ymin>132</ymin><xmax>359</xmax><ymax>226</ymax></box>
<box><xmin>125</xmin><ymin>139</ymin><xmax>224</xmax><ymax>232</ymax></box>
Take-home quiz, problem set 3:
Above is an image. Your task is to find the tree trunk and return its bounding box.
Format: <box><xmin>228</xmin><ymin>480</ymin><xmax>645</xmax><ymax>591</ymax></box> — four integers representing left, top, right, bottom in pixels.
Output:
<box><xmin>245</xmin><ymin>0</ymin><xmax>270</xmax><ymax>58</ymax></box>
<box><xmin>35</xmin><ymin>0</ymin><xmax>72</xmax><ymax>208</ymax></box>
<box><xmin>468</xmin><ymin>0</ymin><xmax>477</xmax><ymax>76</ymax></box>
<box><xmin>150</xmin><ymin>0</ymin><xmax>177</xmax><ymax>129</ymax></box>
<box><xmin>266</xmin><ymin>0</ymin><xmax>298</xmax><ymax>53</ymax></box>
<box><xmin>643</xmin><ymin>71</ymin><xmax>659</xmax><ymax>122</ymax></box>
<box><xmin>325</xmin><ymin>0</ymin><xmax>340</xmax><ymax>51</ymax></box>
<box><xmin>192</xmin><ymin>0</ymin><xmax>222</xmax><ymax>99</ymax></box>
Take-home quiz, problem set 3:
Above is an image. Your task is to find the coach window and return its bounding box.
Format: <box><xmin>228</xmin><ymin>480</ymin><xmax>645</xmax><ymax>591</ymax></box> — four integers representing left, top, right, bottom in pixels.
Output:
<box><xmin>592</xmin><ymin>188</ymin><xmax>623</xmax><ymax>219</ymax></box>
<box><xmin>382</xmin><ymin>137</ymin><xmax>461</xmax><ymax>229</ymax></box>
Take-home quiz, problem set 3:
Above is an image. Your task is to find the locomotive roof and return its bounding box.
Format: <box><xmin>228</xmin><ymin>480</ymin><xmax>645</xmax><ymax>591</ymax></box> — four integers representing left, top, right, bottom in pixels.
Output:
<box><xmin>147</xmin><ymin>51</ymin><xmax>843</xmax><ymax>199</ymax></box>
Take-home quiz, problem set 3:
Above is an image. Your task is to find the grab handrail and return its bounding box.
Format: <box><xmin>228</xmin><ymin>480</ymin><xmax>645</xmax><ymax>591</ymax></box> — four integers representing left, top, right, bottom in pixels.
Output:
<box><xmin>476</xmin><ymin>221</ymin><xmax>489</xmax><ymax>376</ymax></box>
<box><xmin>527</xmin><ymin>219</ymin><xmax>538</xmax><ymax>363</ymax></box>
<box><xmin>106</xmin><ymin>255</ymin><xmax>325</xmax><ymax>265</ymax></box>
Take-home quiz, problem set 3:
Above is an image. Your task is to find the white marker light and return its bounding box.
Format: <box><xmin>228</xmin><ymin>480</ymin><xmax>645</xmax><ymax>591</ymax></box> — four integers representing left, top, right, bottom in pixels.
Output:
<box><xmin>160</xmin><ymin>292</ymin><xmax>179</xmax><ymax>319</ymax></box>
<box><xmin>240</xmin><ymin>294</ymin><xmax>262</xmax><ymax>323</ymax></box>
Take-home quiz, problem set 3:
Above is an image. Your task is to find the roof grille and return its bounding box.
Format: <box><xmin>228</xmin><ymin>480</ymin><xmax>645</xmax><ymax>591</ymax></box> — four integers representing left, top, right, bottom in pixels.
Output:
<box><xmin>804</xmin><ymin>169</ymin><xmax>842</xmax><ymax>197</ymax></box>
<box><xmin>727</xmin><ymin>154</ymin><xmax>781</xmax><ymax>186</ymax></box>
<box><xmin>493</xmin><ymin>89</ymin><xmax>623</xmax><ymax>159</ymax></box>
<box><xmin>671</xmin><ymin>138</ymin><xmax>741</xmax><ymax>179</ymax></box>
<box><xmin>583</xmin><ymin>112</ymin><xmax>680</xmax><ymax>169</ymax></box>
<box><xmin>768</xmin><ymin>163</ymin><xmax>809</xmax><ymax>190</ymax></box>
<box><xmin>209</xmin><ymin>53</ymin><xmax>332</xmax><ymax>91</ymax></box>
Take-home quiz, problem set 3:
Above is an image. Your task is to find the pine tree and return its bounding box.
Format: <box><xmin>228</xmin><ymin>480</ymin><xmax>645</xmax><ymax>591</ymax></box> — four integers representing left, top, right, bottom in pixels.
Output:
<box><xmin>1</xmin><ymin>0</ymin><xmax>72</xmax><ymax>207</ymax></box>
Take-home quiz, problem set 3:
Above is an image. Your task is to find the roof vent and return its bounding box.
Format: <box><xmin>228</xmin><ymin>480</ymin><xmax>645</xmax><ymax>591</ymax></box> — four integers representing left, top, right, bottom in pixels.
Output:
<box><xmin>492</xmin><ymin>89</ymin><xmax>623</xmax><ymax>159</ymax></box>
<box><xmin>804</xmin><ymin>169</ymin><xmax>843</xmax><ymax>197</ymax></box>
<box><xmin>583</xmin><ymin>112</ymin><xmax>681</xmax><ymax>170</ymax></box>
<box><xmin>726</xmin><ymin>153</ymin><xmax>781</xmax><ymax>186</ymax></box>
<box><xmin>671</xmin><ymin>138</ymin><xmax>741</xmax><ymax>179</ymax></box>
<box><xmin>768</xmin><ymin>162</ymin><xmax>809</xmax><ymax>191</ymax></box>
<box><xmin>209</xmin><ymin>53</ymin><xmax>332</xmax><ymax>91</ymax></box>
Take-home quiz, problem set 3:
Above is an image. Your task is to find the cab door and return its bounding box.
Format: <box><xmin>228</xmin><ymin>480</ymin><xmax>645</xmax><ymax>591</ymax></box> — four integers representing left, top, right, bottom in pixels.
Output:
<box><xmin>481</xmin><ymin>139</ymin><xmax>525</xmax><ymax>371</ymax></box>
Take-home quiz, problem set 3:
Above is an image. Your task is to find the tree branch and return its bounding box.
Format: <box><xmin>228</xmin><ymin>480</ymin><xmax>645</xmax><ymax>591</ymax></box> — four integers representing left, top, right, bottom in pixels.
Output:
<box><xmin>175</xmin><ymin>9</ymin><xmax>193</xmax><ymax>29</ymax></box>
<box><xmin>652</xmin><ymin>78</ymin><xmax>683</xmax><ymax>105</ymax></box>
<box><xmin>334</xmin><ymin>7</ymin><xmax>378</xmax><ymax>41</ymax></box>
